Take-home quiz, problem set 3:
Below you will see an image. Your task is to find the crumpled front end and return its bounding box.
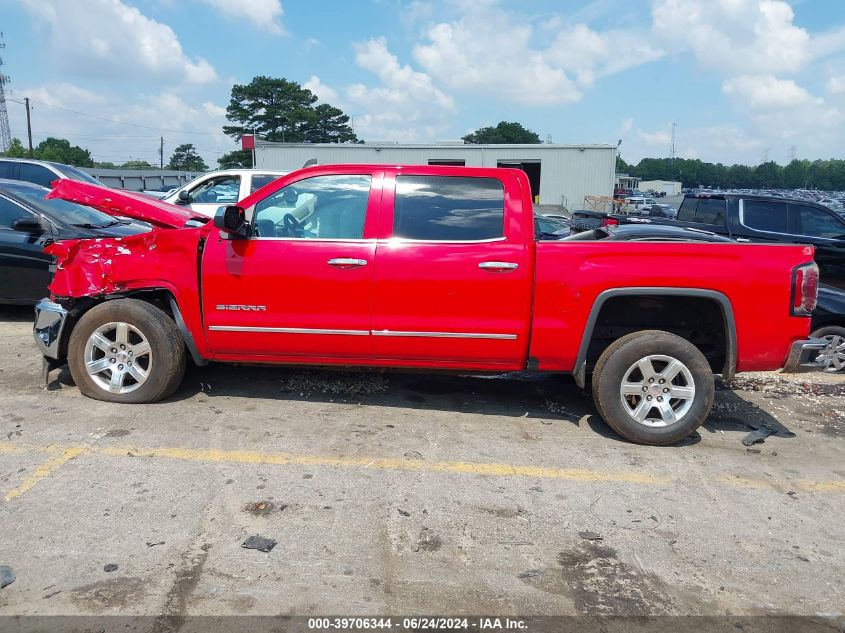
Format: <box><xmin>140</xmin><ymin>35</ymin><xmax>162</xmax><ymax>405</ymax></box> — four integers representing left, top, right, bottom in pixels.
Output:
<box><xmin>46</xmin><ymin>178</ymin><xmax>207</xmax><ymax>229</ymax></box>
<box><xmin>45</xmin><ymin>228</ymin><xmax>206</xmax><ymax>298</ymax></box>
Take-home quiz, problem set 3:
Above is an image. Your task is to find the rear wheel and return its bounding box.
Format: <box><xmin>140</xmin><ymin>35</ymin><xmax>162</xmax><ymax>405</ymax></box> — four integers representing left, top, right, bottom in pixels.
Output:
<box><xmin>591</xmin><ymin>330</ymin><xmax>714</xmax><ymax>445</ymax></box>
<box><xmin>68</xmin><ymin>299</ymin><xmax>186</xmax><ymax>403</ymax></box>
<box><xmin>810</xmin><ymin>326</ymin><xmax>845</xmax><ymax>372</ymax></box>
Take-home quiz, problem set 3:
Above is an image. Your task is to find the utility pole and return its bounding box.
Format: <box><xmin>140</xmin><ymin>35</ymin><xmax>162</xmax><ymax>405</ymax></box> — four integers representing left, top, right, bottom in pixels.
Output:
<box><xmin>159</xmin><ymin>136</ymin><xmax>164</xmax><ymax>169</ymax></box>
<box><xmin>670</xmin><ymin>122</ymin><xmax>677</xmax><ymax>161</ymax></box>
<box><xmin>24</xmin><ymin>96</ymin><xmax>32</xmax><ymax>155</ymax></box>
<box><xmin>0</xmin><ymin>33</ymin><xmax>11</xmax><ymax>152</ymax></box>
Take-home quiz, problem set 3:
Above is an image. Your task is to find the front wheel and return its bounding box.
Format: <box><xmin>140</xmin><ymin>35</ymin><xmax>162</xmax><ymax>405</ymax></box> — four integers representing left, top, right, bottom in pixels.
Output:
<box><xmin>68</xmin><ymin>299</ymin><xmax>186</xmax><ymax>403</ymax></box>
<box><xmin>810</xmin><ymin>326</ymin><xmax>845</xmax><ymax>372</ymax></box>
<box><xmin>591</xmin><ymin>330</ymin><xmax>715</xmax><ymax>445</ymax></box>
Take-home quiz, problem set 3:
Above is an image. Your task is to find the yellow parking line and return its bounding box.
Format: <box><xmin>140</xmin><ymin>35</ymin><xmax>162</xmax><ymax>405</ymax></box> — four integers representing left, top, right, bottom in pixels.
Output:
<box><xmin>95</xmin><ymin>445</ymin><xmax>670</xmax><ymax>484</ymax></box>
<box><xmin>0</xmin><ymin>440</ymin><xmax>843</xmax><ymax>494</ymax></box>
<box><xmin>4</xmin><ymin>447</ymin><xmax>87</xmax><ymax>502</ymax></box>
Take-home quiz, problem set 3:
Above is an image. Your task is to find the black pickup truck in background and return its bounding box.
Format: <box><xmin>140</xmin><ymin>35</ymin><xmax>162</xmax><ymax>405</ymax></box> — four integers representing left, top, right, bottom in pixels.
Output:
<box><xmin>573</xmin><ymin>193</ymin><xmax>845</xmax><ymax>290</ymax></box>
<box><xmin>569</xmin><ymin>192</ymin><xmax>845</xmax><ymax>371</ymax></box>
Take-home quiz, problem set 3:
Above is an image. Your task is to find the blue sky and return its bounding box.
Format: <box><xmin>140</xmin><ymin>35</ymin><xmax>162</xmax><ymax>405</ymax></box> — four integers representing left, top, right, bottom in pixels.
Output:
<box><xmin>2</xmin><ymin>0</ymin><xmax>845</xmax><ymax>167</ymax></box>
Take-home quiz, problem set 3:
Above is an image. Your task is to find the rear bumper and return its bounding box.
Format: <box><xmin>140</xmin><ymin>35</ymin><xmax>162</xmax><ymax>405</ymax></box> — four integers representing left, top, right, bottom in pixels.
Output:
<box><xmin>782</xmin><ymin>338</ymin><xmax>827</xmax><ymax>372</ymax></box>
<box><xmin>33</xmin><ymin>299</ymin><xmax>68</xmax><ymax>359</ymax></box>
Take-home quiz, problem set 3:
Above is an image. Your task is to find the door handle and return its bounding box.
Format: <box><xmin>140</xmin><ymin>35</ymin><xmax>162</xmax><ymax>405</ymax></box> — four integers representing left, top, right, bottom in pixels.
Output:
<box><xmin>478</xmin><ymin>261</ymin><xmax>518</xmax><ymax>271</ymax></box>
<box><xmin>328</xmin><ymin>258</ymin><xmax>368</xmax><ymax>268</ymax></box>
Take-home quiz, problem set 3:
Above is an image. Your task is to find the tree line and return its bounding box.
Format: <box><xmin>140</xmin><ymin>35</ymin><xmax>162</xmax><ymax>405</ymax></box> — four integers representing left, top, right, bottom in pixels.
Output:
<box><xmin>2</xmin><ymin>137</ymin><xmax>209</xmax><ymax>171</ymax></box>
<box><xmin>618</xmin><ymin>156</ymin><xmax>845</xmax><ymax>192</ymax></box>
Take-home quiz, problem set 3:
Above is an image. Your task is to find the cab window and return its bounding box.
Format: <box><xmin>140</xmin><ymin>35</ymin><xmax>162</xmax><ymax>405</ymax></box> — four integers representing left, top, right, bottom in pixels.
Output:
<box><xmin>252</xmin><ymin>174</ymin><xmax>371</xmax><ymax>239</ymax></box>
<box><xmin>793</xmin><ymin>205</ymin><xmax>845</xmax><ymax>239</ymax></box>
<box><xmin>188</xmin><ymin>175</ymin><xmax>240</xmax><ymax>204</ymax></box>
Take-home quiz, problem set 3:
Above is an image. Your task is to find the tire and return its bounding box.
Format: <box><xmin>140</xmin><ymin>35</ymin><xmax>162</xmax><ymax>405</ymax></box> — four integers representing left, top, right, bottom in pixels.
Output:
<box><xmin>68</xmin><ymin>299</ymin><xmax>186</xmax><ymax>404</ymax></box>
<box><xmin>810</xmin><ymin>325</ymin><xmax>845</xmax><ymax>372</ymax></box>
<box><xmin>591</xmin><ymin>330</ymin><xmax>714</xmax><ymax>445</ymax></box>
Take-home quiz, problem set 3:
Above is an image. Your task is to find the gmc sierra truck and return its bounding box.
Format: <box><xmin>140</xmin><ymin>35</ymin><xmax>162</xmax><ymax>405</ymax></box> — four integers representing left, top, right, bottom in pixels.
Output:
<box><xmin>33</xmin><ymin>165</ymin><xmax>824</xmax><ymax>445</ymax></box>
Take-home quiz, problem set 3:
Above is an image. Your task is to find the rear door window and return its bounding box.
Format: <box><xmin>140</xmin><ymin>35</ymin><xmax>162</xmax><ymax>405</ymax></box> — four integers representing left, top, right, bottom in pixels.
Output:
<box><xmin>677</xmin><ymin>197</ymin><xmax>727</xmax><ymax>225</ymax></box>
<box><xmin>250</xmin><ymin>174</ymin><xmax>278</xmax><ymax>193</ymax></box>
<box><xmin>0</xmin><ymin>161</ymin><xmax>16</xmax><ymax>179</ymax></box>
<box><xmin>742</xmin><ymin>200</ymin><xmax>788</xmax><ymax>233</ymax></box>
<box><xmin>18</xmin><ymin>164</ymin><xmax>57</xmax><ymax>188</ymax></box>
<box><xmin>792</xmin><ymin>204</ymin><xmax>845</xmax><ymax>239</ymax></box>
<box><xmin>393</xmin><ymin>175</ymin><xmax>504</xmax><ymax>240</ymax></box>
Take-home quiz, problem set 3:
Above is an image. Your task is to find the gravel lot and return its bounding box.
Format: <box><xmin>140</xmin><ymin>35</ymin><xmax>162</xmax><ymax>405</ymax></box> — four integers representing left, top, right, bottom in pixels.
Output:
<box><xmin>0</xmin><ymin>304</ymin><xmax>843</xmax><ymax>620</ymax></box>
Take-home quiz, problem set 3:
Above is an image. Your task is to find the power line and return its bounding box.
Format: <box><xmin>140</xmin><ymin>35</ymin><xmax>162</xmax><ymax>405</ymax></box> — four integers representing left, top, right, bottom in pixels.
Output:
<box><xmin>25</xmin><ymin>97</ymin><xmax>220</xmax><ymax>135</ymax></box>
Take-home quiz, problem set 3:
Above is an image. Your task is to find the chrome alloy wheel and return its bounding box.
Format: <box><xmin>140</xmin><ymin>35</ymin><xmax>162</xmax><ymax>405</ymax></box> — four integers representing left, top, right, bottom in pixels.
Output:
<box><xmin>83</xmin><ymin>322</ymin><xmax>152</xmax><ymax>394</ymax></box>
<box><xmin>816</xmin><ymin>334</ymin><xmax>845</xmax><ymax>372</ymax></box>
<box><xmin>619</xmin><ymin>354</ymin><xmax>696</xmax><ymax>427</ymax></box>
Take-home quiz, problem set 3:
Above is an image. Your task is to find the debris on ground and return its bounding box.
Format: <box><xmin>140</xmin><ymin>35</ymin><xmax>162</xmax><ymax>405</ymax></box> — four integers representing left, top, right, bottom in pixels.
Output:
<box><xmin>397</xmin><ymin>508</ymin><xmax>411</xmax><ymax>517</ymax></box>
<box><xmin>414</xmin><ymin>527</ymin><xmax>442</xmax><ymax>553</ymax></box>
<box><xmin>103</xmin><ymin>564</ymin><xmax>118</xmax><ymax>573</ymax></box>
<box><xmin>403</xmin><ymin>450</ymin><xmax>423</xmax><ymax>459</ymax></box>
<box><xmin>578</xmin><ymin>530</ymin><xmax>604</xmax><ymax>541</ymax></box>
<box><xmin>518</xmin><ymin>569</ymin><xmax>545</xmax><ymax>579</ymax></box>
<box><xmin>280</xmin><ymin>371</ymin><xmax>388</xmax><ymax>397</ymax></box>
<box><xmin>242</xmin><ymin>535</ymin><xmax>277</xmax><ymax>553</ymax></box>
<box><xmin>746</xmin><ymin>447</ymin><xmax>762</xmax><ymax>454</ymax></box>
<box><xmin>0</xmin><ymin>566</ymin><xmax>14</xmax><ymax>589</ymax></box>
<box><xmin>243</xmin><ymin>501</ymin><xmax>285</xmax><ymax>516</ymax></box>
<box><xmin>741</xmin><ymin>419</ymin><xmax>796</xmax><ymax>446</ymax></box>
<box><xmin>145</xmin><ymin>541</ymin><xmax>165</xmax><ymax>547</ymax></box>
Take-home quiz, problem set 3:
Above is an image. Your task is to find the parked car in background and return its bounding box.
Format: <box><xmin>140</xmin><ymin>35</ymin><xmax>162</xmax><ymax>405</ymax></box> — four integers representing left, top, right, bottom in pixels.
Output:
<box><xmin>534</xmin><ymin>213</ymin><xmax>571</xmax><ymax>239</ymax></box>
<box><xmin>164</xmin><ymin>169</ymin><xmax>287</xmax><ymax>217</ymax></box>
<box><xmin>646</xmin><ymin>204</ymin><xmax>677</xmax><ymax>218</ymax></box>
<box><xmin>0</xmin><ymin>180</ymin><xmax>150</xmax><ymax>304</ymax></box>
<box><xmin>35</xmin><ymin>164</ymin><xmax>822</xmax><ymax>446</ymax></box>
<box><xmin>811</xmin><ymin>285</ymin><xmax>845</xmax><ymax>372</ymax></box>
<box><xmin>0</xmin><ymin>158</ymin><xmax>101</xmax><ymax>188</ymax></box>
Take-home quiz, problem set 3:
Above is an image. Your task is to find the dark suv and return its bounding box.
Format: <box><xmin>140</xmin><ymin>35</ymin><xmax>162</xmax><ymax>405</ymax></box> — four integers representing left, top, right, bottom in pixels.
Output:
<box><xmin>0</xmin><ymin>158</ymin><xmax>101</xmax><ymax>189</ymax></box>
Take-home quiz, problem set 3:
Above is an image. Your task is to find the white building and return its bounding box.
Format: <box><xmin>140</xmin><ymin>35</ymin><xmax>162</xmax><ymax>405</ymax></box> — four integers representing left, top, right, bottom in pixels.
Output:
<box><xmin>639</xmin><ymin>179</ymin><xmax>683</xmax><ymax>196</ymax></box>
<box><xmin>254</xmin><ymin>142</ymin><xmax>617</xmax><ymax>208</ymax></box>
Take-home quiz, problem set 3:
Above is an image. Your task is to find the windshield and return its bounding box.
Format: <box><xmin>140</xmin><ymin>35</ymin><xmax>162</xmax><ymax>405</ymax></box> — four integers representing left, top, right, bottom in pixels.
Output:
<box><xmin>51</xmin><ymin>164</ymin><xmax>101</xmax><ymax>185</ymax></box>
<box><xmin>8</xmin><ymin>185</ymin><xmax>119</xmax><ymax>227</ymax></box>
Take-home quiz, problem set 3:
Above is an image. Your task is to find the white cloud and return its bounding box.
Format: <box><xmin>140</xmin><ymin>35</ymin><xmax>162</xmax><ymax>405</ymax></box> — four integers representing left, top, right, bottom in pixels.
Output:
<box><xmin>637</xmin><ymin>127</ymin><xmax>671</xmax><ymax>147</ymax></box>
<box><xmin>650</xmin><ymin>0</ymin><xmax>845</xmax><ymax>75</ymax></box>
<box><xmin>303</xmin><ymin>75</ymin><xmax>339</xmax><ymax>104</ymax></box>
<box><xmin>828</xmin><ymin>75</ymin><xmax>845</xmax><ymax>95</ymax></box>
<box><xmin>722</xmin><ymin>75</ymin><xmax>823</xmax><ymax>111</ymax></box>
<box><xmin>345</xmin><ymin>38</ymin><xmax>455</xmax><ymax>141</ymax></box>
<box><xmin>411</xmin><ymin>4</ymin><xmax>661</xmax><ymax>106</ymax></box>
<box><xmin>7</xmin><ymin>82</ymin><xmax>231</xmax><ymax>166</ymax></box>
<box><xmin>412</xmin><ymin>7</ymin><xmax>582</xmax><ymax>106</ymax></box>
<box><xmin>199</xmin><ymin>0</ymin><xmax>286</xmax><ymax>35</ymax></box>
<box><xmin>19</xmin><ymin>0</ymin><xmax>217</xmax><ymax>84</ymax></box>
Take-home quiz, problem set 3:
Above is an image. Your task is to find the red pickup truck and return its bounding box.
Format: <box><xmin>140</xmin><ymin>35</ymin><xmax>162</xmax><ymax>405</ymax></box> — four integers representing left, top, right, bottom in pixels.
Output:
<box><xmin>33</xmin><ymin>165</ymin><xmax>824</xmax><ymax>445</ymax></box>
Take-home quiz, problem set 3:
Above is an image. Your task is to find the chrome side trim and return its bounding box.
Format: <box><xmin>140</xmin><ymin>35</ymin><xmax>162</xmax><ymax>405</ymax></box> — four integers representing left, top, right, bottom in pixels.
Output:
<box><xmin>209</xmin><ymin>326</ymin><xmax>369</xmax><ymax>336</ymax></box>
<box><xmin>478</xmin><ymin>261</ymin><xmax>518</xmax><ymax>270</ymax></box>
<box><xmin>372</xmin><ymin>330</ymin><xmax>517</xmax><ymax>340</ymax></box>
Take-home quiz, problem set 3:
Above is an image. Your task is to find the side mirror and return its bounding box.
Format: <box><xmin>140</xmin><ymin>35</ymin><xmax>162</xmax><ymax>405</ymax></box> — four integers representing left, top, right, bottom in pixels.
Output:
<box><xmin>213</xmin><ymin>205</ymin><xmax>248</xmax><ymax>237</ymax></box>
<box><xmin>12</xmin><ymin>217</ymin><xmax>44</xmax><ymax>234</ymax></box>
<box><xmin>176</xmin><ymin>190</ymin><xmax>191</xmax><ymax>204</ymax></box>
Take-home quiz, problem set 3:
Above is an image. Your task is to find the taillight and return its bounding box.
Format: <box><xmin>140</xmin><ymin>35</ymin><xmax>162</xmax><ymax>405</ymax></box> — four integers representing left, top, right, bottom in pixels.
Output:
<box><xmin>791</xmin><ymin>262</ymin><xmax>819</xmax><ymax>316</ymax></box>
<box><xmin>601</xmin><ymin>217</ymin><xmax>619</xmax><ymax>227</ymax></box>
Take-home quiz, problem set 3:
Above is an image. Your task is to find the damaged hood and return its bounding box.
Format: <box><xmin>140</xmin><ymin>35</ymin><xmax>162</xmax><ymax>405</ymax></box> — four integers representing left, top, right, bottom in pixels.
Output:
<box><xmin>46</xmin><ymin>179</ymin><xmax>208</xmax><ymax>229</ymax></box>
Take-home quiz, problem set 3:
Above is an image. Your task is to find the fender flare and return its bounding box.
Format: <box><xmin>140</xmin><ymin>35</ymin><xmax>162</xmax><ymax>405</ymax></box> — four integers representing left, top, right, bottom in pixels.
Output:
<box><xmin>572</xmin><ymin>287</ymin><xmax>737</xmax><ymax>388</ymax></box>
